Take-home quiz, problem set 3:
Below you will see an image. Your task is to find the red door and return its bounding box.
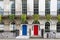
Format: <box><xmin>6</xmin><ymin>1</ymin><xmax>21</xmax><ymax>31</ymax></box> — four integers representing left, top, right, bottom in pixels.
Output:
<box><xmin>34</xmin><ymin>25</ymin><xmax>38</xmax><ymax>36</ymax></box>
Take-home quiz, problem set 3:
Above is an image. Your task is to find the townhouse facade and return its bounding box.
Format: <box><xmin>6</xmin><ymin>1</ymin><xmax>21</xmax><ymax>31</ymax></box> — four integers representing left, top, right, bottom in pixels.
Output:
<box><xmin>0</xmin><ymin>0</ymin><xmax>60</xmax><ymax>39</ymax></box>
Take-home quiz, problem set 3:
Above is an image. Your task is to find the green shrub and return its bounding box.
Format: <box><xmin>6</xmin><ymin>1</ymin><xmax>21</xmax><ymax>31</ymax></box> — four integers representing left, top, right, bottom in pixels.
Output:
<box><xmin>21</xmin><ymin>14</ymin><xmax>26</xmax><ymax>23</ymax></box>
<box><xmin>33</xmin><ymin>14</ymin><xmax>39</xmax><ymax>21</ymax></box>
<box><xmin>57</xmin><ymin>15</ymin><xmax>60</xmax><ymax>22</ymax></box>
<box><xmin>46</xmin><ymin>14</ymin><xmax>51</xmax><ymax>21</ymax></box>
<box><xmin>0</xmin><ymin>15</ymin><xmax>2</xmax><ymax>23</ymax></box>
<box><xmin>9</xmin><ymin>14</ymin><xmax>15</xmax><ymax>22</ymax></box>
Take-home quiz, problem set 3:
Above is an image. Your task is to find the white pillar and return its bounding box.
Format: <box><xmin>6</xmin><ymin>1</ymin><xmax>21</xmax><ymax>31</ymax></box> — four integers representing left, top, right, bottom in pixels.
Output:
<box><xmin>50</xmin><ymin>0</ymin><xmax>57</xmax><ymax>16</ymax></box>
<box><xmin>27</xmin><ymin>0</ymin><xmax>34</xmax><ymax>16</ymax></box>
<box><xmin>39</xmin><ymin>0</ymin><xmax>45</xmax><ymax>16</ymax></box>
<box><xmin>50</xmin><ymin>20</ymin><xmax>57</xmax><ymax>31</ymax></box>
<box><xmin>50</xmin><ymin>24</ymin><xmax>56</xmax><ymax>31</ymax></box>
<box><xmin>4</xmin><ymin>0</ymin><xmax>9</xmax><ymax>15</ymax></box>
<box><xmin>40</xmin><ymin>20</ymin><xmax>45</xmax><ymax>29</ymax></box>
<box><xmin>15</xmin><ymin>0</ymin><xmax>22</xmax><ymax>15</ymax></box>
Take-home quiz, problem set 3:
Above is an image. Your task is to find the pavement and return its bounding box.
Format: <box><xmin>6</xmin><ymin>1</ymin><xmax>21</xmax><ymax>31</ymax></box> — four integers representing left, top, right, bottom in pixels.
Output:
<box><xmin>0</xmin><ymin>39</ymin><xmax>60</xmax><ymax>40</ymax></box>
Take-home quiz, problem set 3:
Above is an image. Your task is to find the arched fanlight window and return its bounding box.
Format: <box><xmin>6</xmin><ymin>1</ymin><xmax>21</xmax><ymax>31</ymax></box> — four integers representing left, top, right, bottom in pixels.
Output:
<box><xmin>45</xmin><ymin>22</ymin><xmax>50</xmax><ymax>32</ymax></box>
<box><xmin>11</xmin><ymin>22</ymin><xmax>16</xmax><ymax>30</ymax></box>
<box><xmin>32</xmin><ymin>21</ymin><xmax>40</xmax><ymax>24</ymax></box>
<box><xmin>32</xmin><ymin>24</ymin><xmax>40</xmax><ymax>30</ymax></box>
<box><xmin>0</xmin><ymin>22</ymin><xmax>4</xmax><ymax>30</ymax></box>
<box><xmin>57</xmin><ymin>22</ymin><xmax>60</xmax><ymax>32</ymax></box>
<box><xmin>11</xmin><ymin>1</ymin><xmax>15</xmax><ymax>14</ymax></box>
<box><xmin>21</xmin><ymin>21</ymin><xmax>28</xmax><ymax>24</ymax></box>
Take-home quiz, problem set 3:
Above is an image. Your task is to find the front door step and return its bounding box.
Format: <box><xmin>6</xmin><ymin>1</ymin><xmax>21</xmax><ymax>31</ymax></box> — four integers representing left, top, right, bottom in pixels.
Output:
<box><xmin>16</xmin><ymin>36</ymin><xmax>29</xmax><ymax>39</ymax></box>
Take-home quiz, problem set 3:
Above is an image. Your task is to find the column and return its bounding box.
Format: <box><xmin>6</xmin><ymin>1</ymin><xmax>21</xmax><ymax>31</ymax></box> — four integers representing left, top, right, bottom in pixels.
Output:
<box><xmin>4</xmin><ymin>19</ymin><xmax>10</xmax><ymax>31</ymax></box>
<box><xmin>27</xmin><ymin>0</ymin><xmax>34</xmax><ymax>16</ymax></box>
<box><xmin>39</xmin><ymin>0</ymin><xmax>45</xmax><ymax>16</ymax></box>
<box><xmin>15</xmin><ymin>0</ymin><xmax>22</xmax><ymax>15</ymax></box>
<box><xmin>39</xmin><ymin>20</ymin><xmax>45</xmax><ymax>29</ymax></box>
<box><xmin>4</xmin><ymin>0</ymin><xmax>9</xmax><ymax>15</ymax></box>
<box><xmin>50</xmin><ymin>20</ymin><xmax>57</xmax><ymax>31</ymax></box>
<box><xmin>50</xmin><ymin>0</ymin><xmax>57</xmax><ymax>16</ymax></box>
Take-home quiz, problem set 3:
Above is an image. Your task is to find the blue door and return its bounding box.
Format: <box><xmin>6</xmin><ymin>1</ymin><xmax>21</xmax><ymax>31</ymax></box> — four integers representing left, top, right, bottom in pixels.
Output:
<box><xmin>22</xmin><ymin>25</ymin><xmax>27</xmax><ymax>35</ymax></box>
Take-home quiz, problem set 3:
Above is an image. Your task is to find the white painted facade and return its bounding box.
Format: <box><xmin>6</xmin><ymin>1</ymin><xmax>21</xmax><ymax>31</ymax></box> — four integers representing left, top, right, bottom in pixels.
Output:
<box><xmin>0</xmin><ymin>0</ymin><xmax>60</xmax><ymax>39</ymax></box>
<box><xmin>39</xmin><ymin>0</ymin><xmax>45</xmax><ymax>16</ymax></box>
<box><xmin>0</xmin><ymin>0</ymin><xmax>58</xmax><ymax>16</ymax></box>
<box><xmin>50</xmin><ymin>0</ymin><xmax>57</xmax><ymax>16</ymax></box>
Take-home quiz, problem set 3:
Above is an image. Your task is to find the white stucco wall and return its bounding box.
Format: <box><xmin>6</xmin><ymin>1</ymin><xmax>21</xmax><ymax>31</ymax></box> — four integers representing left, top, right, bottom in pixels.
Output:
<box><xmin>27</xmin><ymin>0</ymin><xmax>34</xmax><ymax>16</ymax></box>
<box><xmin>50</xmin><ymin>0</ymin><xmax>57</xmax><ymax>16</ymax></box>
<box><xmin>15</xmin><ymin>0</ymin><xmax>22</xmax><ymax>15</ymax></box>
<box><xmin>4</xmin><ymin>0</ymin><xmax>9</xmax><ymax>15</ymax></box>
<box><xmin>39</xmin><ymin>0</ymin><xmax>45</xmax><ymax>16</ymax></box>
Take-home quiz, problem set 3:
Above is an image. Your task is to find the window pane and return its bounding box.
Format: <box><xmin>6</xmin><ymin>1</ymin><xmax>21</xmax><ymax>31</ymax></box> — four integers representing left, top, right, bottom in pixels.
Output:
<box><xmin>22</xmin><ymin>9</ymin><xmax>27</xmax><ymax>13</ymax></box>
<box><xmin>11</xmin><ymin>9</ymin><xmax>15</xmax><ymax>12</ymax></box>
<box><xmin>34</xmin><ymin>0</ymin><xmax>39</xmax><ymax>14</ymax></box>
<box><xmin>22</xmin><ymin>0</ymin><xmax>27</xmax><ymax>14</ymax></box>
<box><xmin>34</xmin><ymin>4</ymin><xmax>38</xmax><ymax>8</ymax></box>
<box><xmin>57</xmin><ymin>0</ymin><xmax>60</xmax><ymax>14</ymax></box>
<box><xmin>22</xmin><ymin>4</ymin><xmax>27</xmax><ymax>8</ymax></box>
<box><xmin>34</xmin><ymin>9</ymin><xmax>38</xmax><ymax>14</ymax></box>
<box><xmin>10</xmin><ymin>0</ymin><xmax>15</xmax><ymax>14</ymax></box>
<box><xmin>45</xmin><ymin>0</ymin><xmax>50</xmax><ymax>14</ymax></box>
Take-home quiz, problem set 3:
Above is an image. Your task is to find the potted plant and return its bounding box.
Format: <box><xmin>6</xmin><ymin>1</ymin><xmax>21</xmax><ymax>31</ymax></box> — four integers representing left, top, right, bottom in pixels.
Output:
<box><xmin>33</xmin><ymin>14</ymin><xmax>39</xmax><ymax>24</ymax></box>
<box><xmin>45</xmin><ymin>14</ymin><xmax>51</xmax><ymax>21</ymax></box>
<box><xmin>9</xmin><ymin>14</ymin><xmax>15</xmax><ymax>22</ymax></box>
<box><xmin>57</xmin><ymin>14</ymin><xmax>60</xmax><ymax>22</ymax></box>
<box><xmin>0</xmin><ymin>15</ymin><xmax>2</xmax><ymax>23</ymax></box>
<box><xmin>21</xmin><ymin>14</ymin><xmax>27</xmax><ymax>24</ymax></box>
